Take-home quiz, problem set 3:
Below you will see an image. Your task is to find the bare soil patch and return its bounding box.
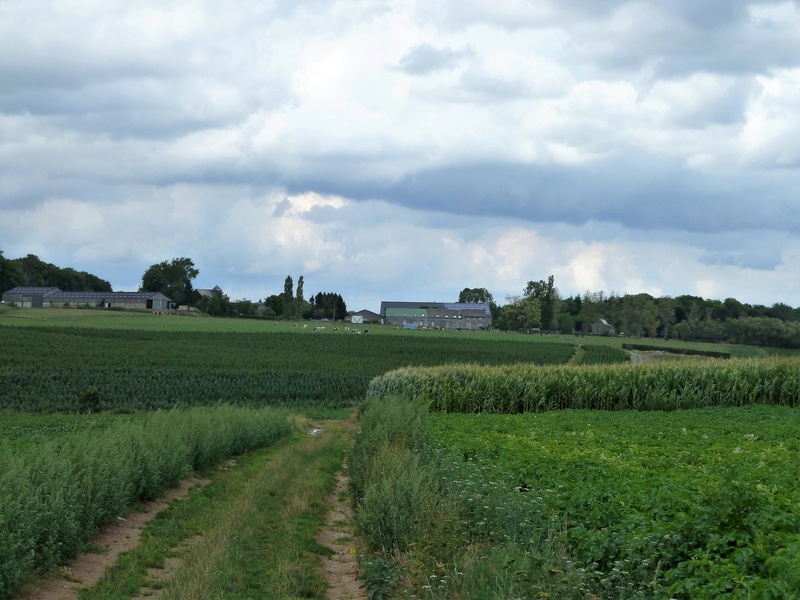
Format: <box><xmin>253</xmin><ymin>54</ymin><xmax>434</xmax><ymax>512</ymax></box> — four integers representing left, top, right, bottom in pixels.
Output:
<box><xmin>17</xmin><ymin>477</ymin><xmax>208</xmax><ymax>600</ymax></box>
<box><xmin>316</xmin><ymin>471</ymin><xmax>366</xmax><ymax>600</ymax></box>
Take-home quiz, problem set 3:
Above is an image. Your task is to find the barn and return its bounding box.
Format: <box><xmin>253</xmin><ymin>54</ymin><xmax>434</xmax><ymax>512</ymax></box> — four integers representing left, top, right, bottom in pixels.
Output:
<box><xmin>380</xmin><ymin>301</ymin><xmax>492</xmax><ymax>330</ymax></box>
<box><xmin>1</xmin><ymin>287</ymin><xmax>174</xmax><ymax>310</ymax></box>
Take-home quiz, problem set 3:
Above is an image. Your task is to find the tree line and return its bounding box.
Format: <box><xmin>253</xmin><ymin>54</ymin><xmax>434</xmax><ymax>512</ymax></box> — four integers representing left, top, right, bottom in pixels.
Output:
<box><xmin>0</xmin><ymin>252</ymin><xmax>112</xmax><ymax>294</ymax></box>
<box><xmin>462</xmin><ymin>278</ymin><xmax>800</xmax><ymax>349</ymax></box>
<box><xmin>139</xmin><ymin>260</ymin><xmax>348</xmax><ymax>320</ymax></box>
<box><xmin>261</xmin><ymin>275</ymin><xmax>347</xmax><ymax>320</ymax></box>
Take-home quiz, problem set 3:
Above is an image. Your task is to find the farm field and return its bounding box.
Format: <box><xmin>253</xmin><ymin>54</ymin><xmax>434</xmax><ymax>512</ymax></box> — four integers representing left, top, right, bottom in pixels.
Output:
<box><xmin>0</xmin><ymin>406</ymin><xmax>292</xmax><ymax>600</ymax></box>
<box><xmin>0</xmin><ymin>315</ymin><xmax>580</xmax><ymax>412</ymax></box>
<box><xmin>351</xmin><ymin>398</ymin><xmax>800</xmax><ymax>599</ymax></box>
<box><xmin>367</xmin><ymin>358</ymin><xmax>800</xmax><ymax>412</ymax></box>
<box><xmin>4</xmin><ymin>306</ymin><xmax>800</xmax><ymax>598</ymax></box>
<box><xmin>428</xmin><ymin>406</ymin><xmax>800</xmax><ymax>598</ymax></box>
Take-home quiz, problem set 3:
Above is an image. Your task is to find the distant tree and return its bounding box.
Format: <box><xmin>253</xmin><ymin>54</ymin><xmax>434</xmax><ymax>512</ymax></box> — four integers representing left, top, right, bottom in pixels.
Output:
<box><xmin>312</xmin><ymin>292</ymin><xmax>346</xmax><ymax>320</ymax></box>
<box><xmin>264</xmin><ymin>294</ymin><xmax>283</xmax><ymax>317</ymax></box>
<box><xmin>282</xmin><ymin>276</ymin><xmax>294</xmax><ymax>319</ymax></box>
<box><xmin>766</xmin><ymin>302</ymin><xmax>796</xmax><ymax>322</ymax></box>
<box><xmin>0</xmin><ymin>250</ymin><xmax>26</xmax><ymax>293</ymax></box>
<box><xmin>498</xmin><ymin>295</ymin><xmax>542</xmax><ymax>331</ymax></box>
<box><xmin>579</xmin><ymin>290</ymin><xmax>605</xmax><ymax>334</ymax></box>
<box><xmin>524</xmin><ymin>275</ymin><xmax>559</xmax><ymax>330</ymax></box>
<box><xmin>295</xmin><ymin>275</ymin><xmax>305</xmax><ymax>319</ymax></box>
<box><xmin>82</xmin><ymin>272</ymin><xmax>113</xmax><ymax>292</ymax></box>
<box><xmin>230</xmin><ymin>299</ymin><xmax>257</xmax><ymax>316</ymax></box>
<box><xmin>196</xmin><ymin>288</ymin><xmax>231</xmax><ymax>316</ymax></box>
<box><xmin>458</xmin><ymin>287</ymin><xmax>494</xmax><ymax>304</ymax></box>
<box><xmin>77</xmin><ymin>386</ymin><xmax>102</xmax><ymax>414</ymax></box>
<box><xmin>5</xmin><ymin>253</ymin><xmax>111</xmax><ymax>292</ymax></box>
<box><xmin>140</xmin><ymin>257</ymin><xmax>199</xmax><ymax>307</ymax></box>
<box><xmin>15</xmin><ymin>254</ymin><xmax>49</xmax><ymax>287</ymax></box>
<box><xmin>656</xmin><ymin>296</ymin><xmax>675</xmax><ymax>339</ymax></box>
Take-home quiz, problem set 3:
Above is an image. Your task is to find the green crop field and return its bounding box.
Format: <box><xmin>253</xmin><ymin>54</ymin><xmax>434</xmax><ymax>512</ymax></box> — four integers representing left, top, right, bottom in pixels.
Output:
<box><xmin>0</xmin><ymin>312</ymin><xmax>583</xmax><ymax>412</ymax></box>
<box><xmin>351</xmin><ymin>397</ymin><xmax>800</xmax><ymax>599</ymax></box>
<box><xmin>0</xmin><ymin>405</ymin><xmax>292</xmax><ymax>600</ymax></box>
<box><xmin>428</xmin><ymin>406</ymin><xmax>800</xmax><ymax>598</ymax></box>
<box><xmin>4</xmin><ymin>306</ymin><xmax>799</xmax><ymax>598</ymax></box>
<box><xmin>367</xmin><ymin>358</ymin><xmax>800</xmax><ymax>412</ymax></box>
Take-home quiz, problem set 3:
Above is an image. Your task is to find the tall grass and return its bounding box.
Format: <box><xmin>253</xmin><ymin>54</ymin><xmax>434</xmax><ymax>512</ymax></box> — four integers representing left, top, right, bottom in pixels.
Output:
<box><xmin>348</xmin><ymin>397</ymin><xmax>591</xmax><ymax>598</ymax></box>
<box><xmin>0</xmin><ymin>406</ymin><xmax>291</xmax><ymax>600</ymax></box>
<box><xmin>367</xmin><ymin>358</ymin><xmax>800</xmax><ymax>413</ymax></box>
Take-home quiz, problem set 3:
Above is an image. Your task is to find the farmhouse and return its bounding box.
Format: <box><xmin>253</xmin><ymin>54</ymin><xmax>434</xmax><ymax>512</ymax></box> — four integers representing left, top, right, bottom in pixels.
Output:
<box><xmin>591</xmin><ymin>318</ymin><xmax>615</xmax><ymax>336</ymax></box>
<box><xmin>380</xmin><ymin>301</ymin><xmax>492</xmax><ymax>330</ymax></box>
<box><xmin>1</xmin><ymin>286</ymin><xmax>174</xmax><ymax>310</ymax></box>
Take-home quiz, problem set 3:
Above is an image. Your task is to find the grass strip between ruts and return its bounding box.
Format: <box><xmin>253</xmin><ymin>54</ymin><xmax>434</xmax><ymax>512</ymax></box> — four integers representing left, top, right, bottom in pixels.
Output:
<box><xmin>77</xmin><ymin>421</ymin><xmax>352</xmax><ymax>599</ymax></box>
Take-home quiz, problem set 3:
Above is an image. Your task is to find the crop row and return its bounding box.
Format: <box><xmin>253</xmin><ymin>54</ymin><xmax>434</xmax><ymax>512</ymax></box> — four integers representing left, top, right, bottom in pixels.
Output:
<box><xmin>430</xmin><ymin>407</ymin><xmax>800</xmax><ymax>597</ymax></box>
<box><xmin>366</xmin><ymin>358</ymin><xmax>800</xmax><ymax>412</ymax></box>
<box><xmin>0</xmin><ymin>326</ymin><xmax>576</xmax><ymax>373</ymax></box>
<box><xmin>0</xmin><ymin>405</ymin><xmax>291</xmax><ymax>600</ymax></box>
<box><xmin>573</xmin><ymin>343</ymin><xmax>630</xmax><ymax>365</ymax></box>
<box><xmin>0</xmin><ymin>368</ymin><xmax>372</xmax><ymax>412</ymax></box>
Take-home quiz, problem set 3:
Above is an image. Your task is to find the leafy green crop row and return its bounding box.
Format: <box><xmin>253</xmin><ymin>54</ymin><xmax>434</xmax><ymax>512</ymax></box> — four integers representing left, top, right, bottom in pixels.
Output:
<box><xmin>349</xmin><ymin>398</ymin><xmax>800</xmax><ymax>598</ymax></box>
<box><xmin>573</xmin><ymin>343</ymin><xmax>631</xmax><ymax>365</ymax></box>
<box><xmin>0</xmin><ymin>406</ymin><xmax>291</xmax><ymax>600</ymax></box>
<box><xmin>367</xmin><ymin>358</ymin><xmax>800</xmax><ymax>412</ymax></box>
<box><xmin>430</xmin><ymin>407</ymin><xmax>800</xmax><ymax>598</ymax></box>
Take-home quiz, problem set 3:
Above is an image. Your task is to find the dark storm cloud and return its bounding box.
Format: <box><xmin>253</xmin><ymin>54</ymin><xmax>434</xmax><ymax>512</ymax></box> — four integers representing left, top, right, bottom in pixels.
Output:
<box><xmin>293</xmin><ymin>157</ymin><xmax>800</xmax><ymax>237</ymax></box>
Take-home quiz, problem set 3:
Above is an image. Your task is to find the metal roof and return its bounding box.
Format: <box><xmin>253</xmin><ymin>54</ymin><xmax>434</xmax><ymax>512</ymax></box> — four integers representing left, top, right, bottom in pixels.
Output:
<box><xmin>380</xmin><ymin>300</ymin><xmax>491</xmax><ymax>316</ymax></box>
<box><xmin>3</xmin><ymin>287</ymin><xmax>60</xmax><ymax>295</ymax></box>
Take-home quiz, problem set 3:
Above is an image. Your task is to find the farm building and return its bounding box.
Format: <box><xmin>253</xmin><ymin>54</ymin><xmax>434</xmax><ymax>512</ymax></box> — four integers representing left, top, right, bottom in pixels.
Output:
<box><xmin>346</xmin><ymin>309</ymin><xmax>381</xmax><ymax>324</ymax></box>
<box><xmin>196</xmin><ymin>285</ymin><xmax>223</xmax><ymax>298</ymax></box>
<box><xmin>380</xmin><ymin>301</ymin><xmax>492</xmax><ymax>330</ymax></box>
<box><xmin>591</xmin><ymin>319</ymin><xmax>615</xmax><ymax>336</ymax></box>
<box><xmin>1</xmin><ymin>287</ymin><xmax>174</xmax><ymax>310</ymax></box>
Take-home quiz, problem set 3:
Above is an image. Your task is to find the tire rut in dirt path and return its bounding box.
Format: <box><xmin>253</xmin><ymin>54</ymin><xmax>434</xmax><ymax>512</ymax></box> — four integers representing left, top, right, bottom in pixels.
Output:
<box><xmin>316</xmin><ymin>470</ymin><xmax>366</xmax><ymax>600</ymax></box>
<box><xmin>16</xmin><ymin>477</ymin><xmax>209</xmax><ymax>600</ymax></box>
<box><xmin>312</xmin><ymin>418</ymin><xmax>367</xmax><ymax>600</ymax></box>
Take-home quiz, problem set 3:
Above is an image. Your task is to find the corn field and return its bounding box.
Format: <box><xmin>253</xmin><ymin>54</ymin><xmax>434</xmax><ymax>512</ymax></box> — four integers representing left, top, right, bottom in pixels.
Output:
<box><xmin>366</xmin><ymin>358</ymin><xmax>800</xmax><ymax>412</ymax></box>
<box><xmin>0</xmin><ymin>325</ymin><xmax>577</xmax><ymax>411</ymax></box>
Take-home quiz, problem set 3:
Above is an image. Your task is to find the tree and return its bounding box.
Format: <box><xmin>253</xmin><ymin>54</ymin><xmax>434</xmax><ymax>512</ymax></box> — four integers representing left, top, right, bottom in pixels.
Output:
<box><xmin>312</xmin><ymin>292</ymin><xmax>346</xmax><ymax>320</ymax></box>
<box><xmin>295</xmin><ymin>276</ymin><xmax>304</xmax><ymax>319</ymax></box>
<box><xmin>196</xmin><ymin>288</ymin><xmax>231</xmax><ymax>316</ymax></box>
<box><xmin>579</xmin><ymin>290</ymin><xmax>605</xmax><ymax>334</ymax></box>
<box><xmin>0</xmin><ymin>250</ymin><xmax>26</xmax><ymax>294</ymax></box>
<box><xmin>282</xmin><ymin>276</ymin><xmax>294</xmax><ymax>319</ymax></box>
<box><xmin>140</xmin><ymin>257</ymin><xmax>199</xmax><ymax>307</ymax></box>
<box><xmin>264</xmin><ymin>294</ymin><xmax>283</xmax><ymax>318</ymax></box>
<box><xmin>524</xmin><ymin>275</ymin><xmax>559</xmax><ymax>331</ymax></box>
<box><xmin>498</xmin><ymin>295</ymin><xmax>541</xmax><ymax>331</ymax></box>
<box><xmin>656</xmin><ymin>296</ymin><xmax>675</xmax><ymax>339</ymax></box>
<box><xmin>457</xmin><ymin>287</ymin><xmax>494</xmax><ymax>305</ymax></box>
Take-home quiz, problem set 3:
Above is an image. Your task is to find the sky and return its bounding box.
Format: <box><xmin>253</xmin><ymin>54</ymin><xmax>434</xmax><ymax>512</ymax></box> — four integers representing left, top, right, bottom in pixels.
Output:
<box><xmin>2</xmin><ymin>0</ymin><xmax>799</xmax><ymax>312</ymax></box>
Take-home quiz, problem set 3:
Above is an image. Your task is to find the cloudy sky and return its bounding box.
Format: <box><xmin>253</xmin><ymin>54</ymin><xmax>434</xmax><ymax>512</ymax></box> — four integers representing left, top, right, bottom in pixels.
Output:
<box><xmin>2</xmin><ymin>0</ymin><xmax>799</xmax><ymax>311</ymax></box>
